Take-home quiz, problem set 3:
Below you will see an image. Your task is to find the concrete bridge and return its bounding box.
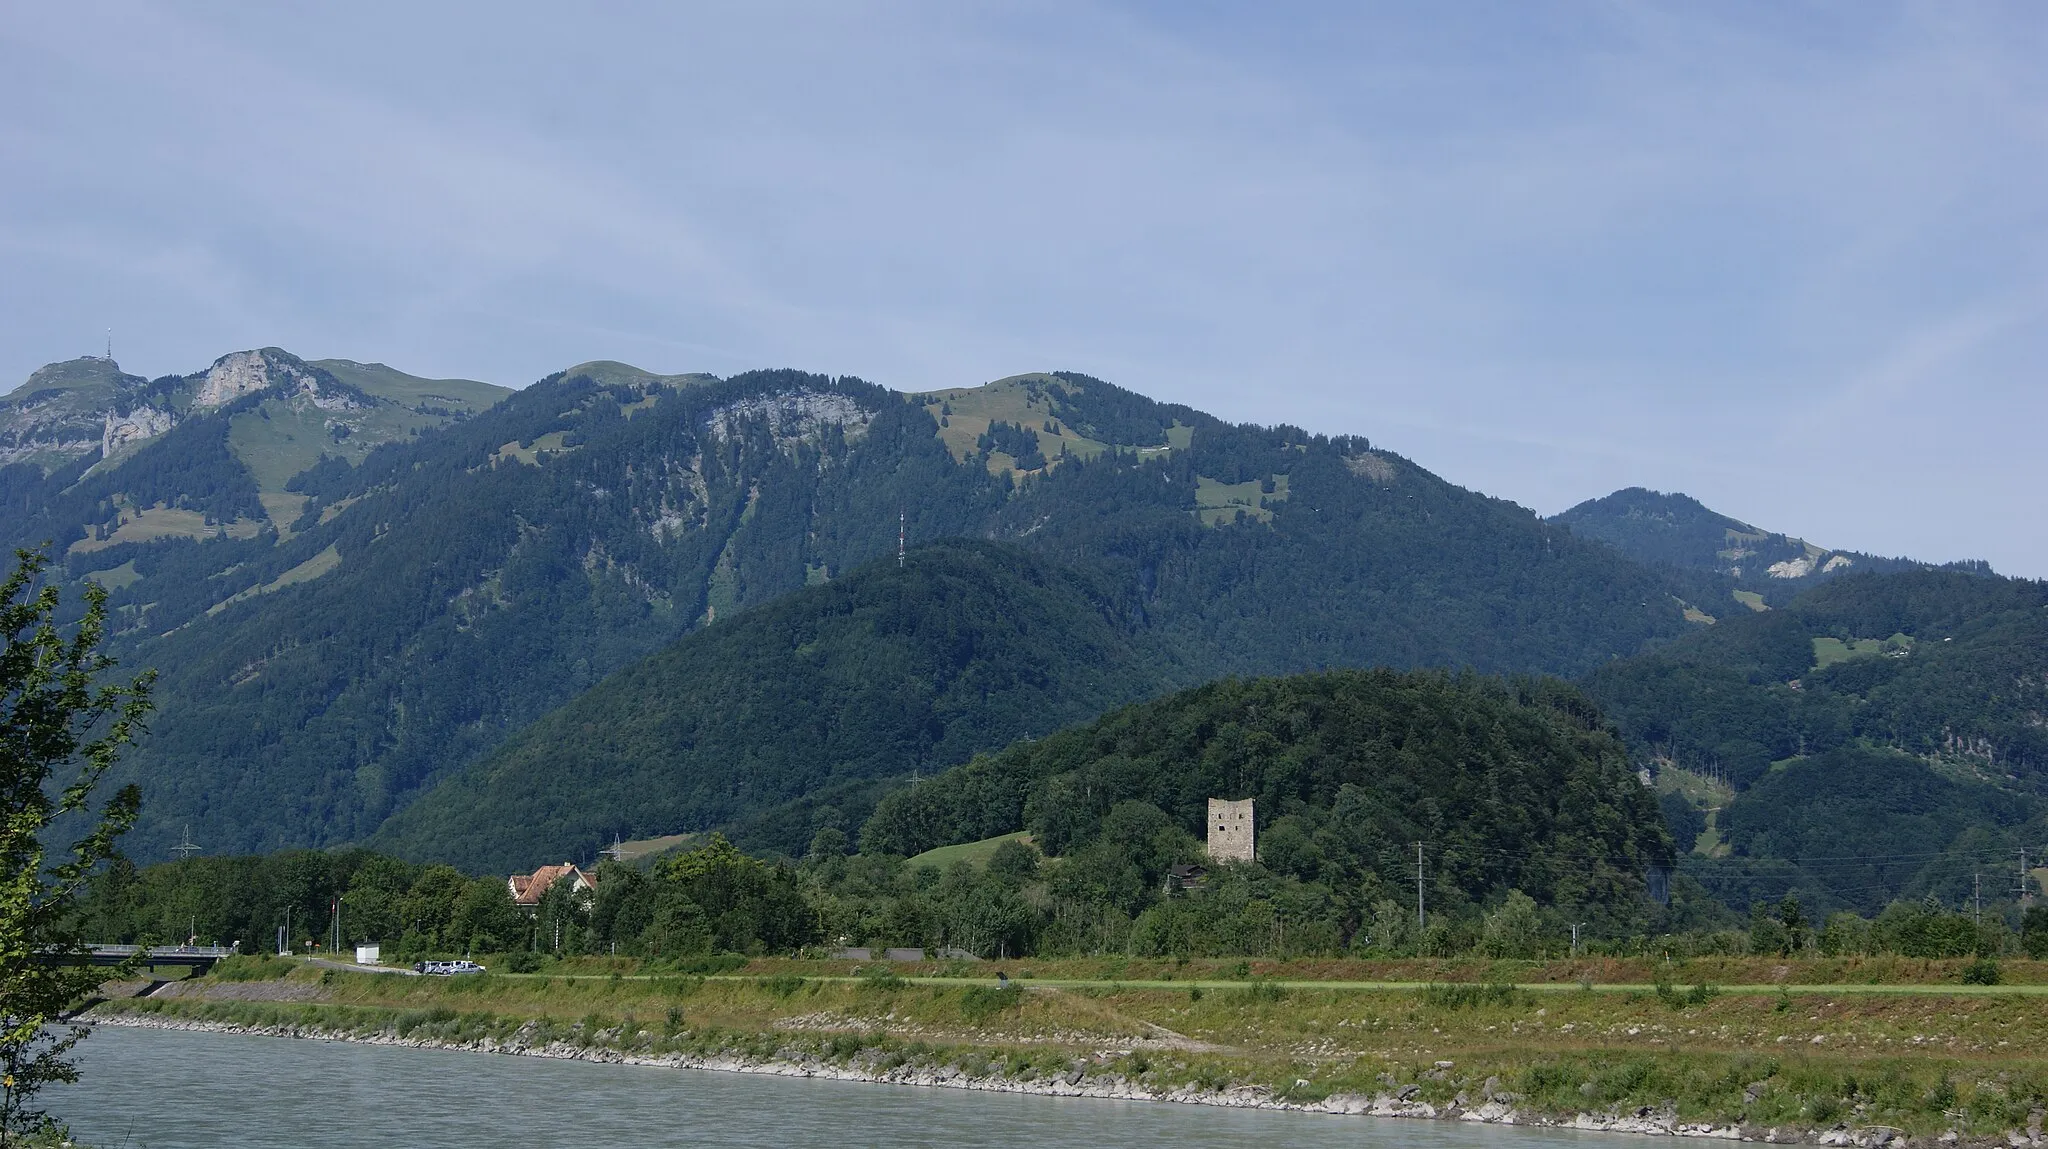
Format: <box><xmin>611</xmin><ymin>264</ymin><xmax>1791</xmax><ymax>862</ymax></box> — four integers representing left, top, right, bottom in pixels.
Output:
<box><xmin>70</xmin><ymin>944</ymin><xmax>237</xmax><ymax>972</ymax></box>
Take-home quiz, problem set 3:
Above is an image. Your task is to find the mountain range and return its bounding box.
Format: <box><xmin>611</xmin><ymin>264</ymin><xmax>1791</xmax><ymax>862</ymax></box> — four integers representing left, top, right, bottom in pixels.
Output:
<box><xmin>5</xmin><ymin>348</ymin><xmax>2032</xmax><ymax>916</ymax></box>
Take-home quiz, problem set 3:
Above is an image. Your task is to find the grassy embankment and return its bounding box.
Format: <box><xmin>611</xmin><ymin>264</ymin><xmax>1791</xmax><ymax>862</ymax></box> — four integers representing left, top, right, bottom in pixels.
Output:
<box><xmin>97</xmin><ymin>955</ymin><xmax>2048</xmax><ymax>1141</ymax></box>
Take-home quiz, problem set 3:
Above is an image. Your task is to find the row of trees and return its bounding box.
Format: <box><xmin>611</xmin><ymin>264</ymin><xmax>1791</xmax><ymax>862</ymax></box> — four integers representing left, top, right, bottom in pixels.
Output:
<box><xmin>77</xmin><ymin>849</ymin><xmax>530</xmax><ymax>958</ymax></box>
<box><xmin>75</xmin><ymin>834</ymin><xmax>2048</xmax><ymax>965</ymax></box>
<box><xmin>1735</xmin><ymin>894</ymin><xmax>2048</xmax><ymax>960</ymax></box>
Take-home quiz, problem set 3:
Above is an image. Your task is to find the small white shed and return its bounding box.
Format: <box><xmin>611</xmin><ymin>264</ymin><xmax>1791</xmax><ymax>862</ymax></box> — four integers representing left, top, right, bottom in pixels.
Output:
<box><xmin>354</xmin><ymin>944</ymin><xmax>382</xmax><ymax>965</ymax></box>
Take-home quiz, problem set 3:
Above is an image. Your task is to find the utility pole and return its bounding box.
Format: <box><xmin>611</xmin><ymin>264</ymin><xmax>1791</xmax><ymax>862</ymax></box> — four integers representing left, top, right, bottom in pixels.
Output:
<box><xmin>1414</xmin><ymin>842</ymin><xmax>1426</xmax><ymax>932</ymax></box>
<box><xmin>2021</xmin><ymin>848</ymin><xmax>2035</xmax><ymax>908</ymax></box>
<box><xmin>898</xmin><ymin>510</ymin><xmax>905</xmax><ymax>567</ymax></box>
<box><xmin>1973</xmin><ymin>871</ymin><xmax>1982</xmax><ymax>926</ymax></box>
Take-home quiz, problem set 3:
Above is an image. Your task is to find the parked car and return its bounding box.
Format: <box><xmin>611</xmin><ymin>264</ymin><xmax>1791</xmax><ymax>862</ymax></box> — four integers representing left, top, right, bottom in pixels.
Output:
<box><xmin>412</xmin><ymin>960</ymin><xmax>488</xmax><ymax>975</ymax></box>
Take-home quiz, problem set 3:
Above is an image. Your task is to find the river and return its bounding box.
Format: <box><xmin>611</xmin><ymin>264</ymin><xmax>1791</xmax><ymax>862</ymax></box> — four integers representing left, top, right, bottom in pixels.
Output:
<box><xmin>53</xmin><ymin>1025</ymin><xmax>1614</xmax><ymax>1149</ymax></box>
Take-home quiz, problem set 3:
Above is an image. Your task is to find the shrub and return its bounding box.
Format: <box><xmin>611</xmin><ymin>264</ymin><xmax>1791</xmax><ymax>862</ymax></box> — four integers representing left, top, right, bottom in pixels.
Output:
<box><xmin>1242</xmin><ymin>980</ymin><xmax>1288</xmax><ymax>1004</ymax></box>
<box><xmin>1420</xmin><ymin>982</ymin><xmax>1525</xmax><ymax>1010</ymax></box>
<box><xmin>958</xmin><ymin>983</ymin><xmax>1022</xmax><ymax>1020</ymax></box>
<box><xmin>858</xmin><ymin>968</ymin><xmax>906</xmax><ymax>992</ymax></box>
<box><xmin>1655</xmin><ymin>979</ymin><xmax>1721</xmax><ymax>1009</ymax></box>
<box><xmin>1959</xmin><ymin>957</ymin><xmax>2001</xmax><ymax>986</ymax></box>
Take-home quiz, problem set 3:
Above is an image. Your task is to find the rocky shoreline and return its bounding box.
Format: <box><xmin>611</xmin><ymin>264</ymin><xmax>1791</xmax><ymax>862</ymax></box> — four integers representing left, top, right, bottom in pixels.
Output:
<box><xmin>92</xmin><ymin>1010</ymin><xmax>2001</xmax><ymax>1148</ymax></box>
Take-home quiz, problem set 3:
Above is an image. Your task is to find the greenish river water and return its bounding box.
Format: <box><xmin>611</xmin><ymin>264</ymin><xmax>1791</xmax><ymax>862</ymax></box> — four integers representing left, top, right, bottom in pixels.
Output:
<box><xmin>54</xmin><ymin>1026</ymin><xmax>1613</xmax><ymax>1148</ymax></box>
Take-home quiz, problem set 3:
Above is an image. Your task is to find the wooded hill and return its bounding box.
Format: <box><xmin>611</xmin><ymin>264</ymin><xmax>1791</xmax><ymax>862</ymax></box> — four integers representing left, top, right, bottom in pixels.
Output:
<box><xmin>7</xmin><ymin>360</ymin><xmax>1701</xmax><ymax>861</ymax></box>
<box><xmin>1581</xmin><ymin>570</ymin><xmax>2048</xmax><ymax>915</ymax></box>
<box><xmin>858</xmin><ymin>668</ymin><xmax>1677</xmax><ymax>936</ymax></box>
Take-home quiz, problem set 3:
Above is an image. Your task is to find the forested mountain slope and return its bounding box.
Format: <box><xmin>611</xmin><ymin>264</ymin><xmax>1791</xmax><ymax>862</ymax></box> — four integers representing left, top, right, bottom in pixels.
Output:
<box><xmin>1580</xmin><ymin>570</ymin><xmax>2048</xmax><ymax>914</ymax></box>
<box><xmin>21</xmin><ymin>361</ymin><xmax>1707</xmax><ymax>862</ymax></box>
<box><xmin>375</xmin><ymin>542</ymin><xmax>1178</xmax><ymax>871</ymax></box>
<box><xmin>1551</xmin><ymin>487</ymin><xmax>1972</xmax><ymax>611</ymax></box>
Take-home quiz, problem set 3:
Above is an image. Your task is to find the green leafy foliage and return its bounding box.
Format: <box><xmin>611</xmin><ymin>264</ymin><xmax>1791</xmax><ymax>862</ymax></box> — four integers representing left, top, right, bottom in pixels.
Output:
<box><xmin>76</xmin><ymin>847</ymin><xmax>528</xmax><ymax>958</ymax></box>
<box><xmin>0</xmin><ymin>550</ymin><xmax>153</xmax><ymax>1141</ymax></box>
<box><xmin>862</xmin><ymin>669</ymin><xmax>1676</xmax><ymax>936</ymax></box>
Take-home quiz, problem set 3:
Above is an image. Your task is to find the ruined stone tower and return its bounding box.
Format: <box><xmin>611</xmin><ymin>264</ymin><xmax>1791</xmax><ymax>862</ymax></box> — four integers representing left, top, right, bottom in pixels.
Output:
<box><xmin>1206</xmin><ymin>797</ymin><xmax>1255</xmax><ymax>863</ymax></box>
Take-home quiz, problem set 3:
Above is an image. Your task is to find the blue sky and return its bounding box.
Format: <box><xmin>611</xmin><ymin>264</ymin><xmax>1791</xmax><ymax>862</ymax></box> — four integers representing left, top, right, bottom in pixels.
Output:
<box><xmin>5</xmin><ymin>3</ymin><xmax>2044</xmax><ymax>574</ymax></box>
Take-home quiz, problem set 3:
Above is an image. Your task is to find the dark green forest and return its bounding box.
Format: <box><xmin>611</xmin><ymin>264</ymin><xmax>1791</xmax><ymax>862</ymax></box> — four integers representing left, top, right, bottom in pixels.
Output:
<box><xmin>372</xmin><ymin>542</ymin><xmax>1179</xmax><ymax>870</ymax></box>
<box><xmin>1582</xmin><ymin>570</ymin><xmax>2048</xmax><ymax>915</ymax></box>
<box><xmin>860</xmin><ymin>669</ymin><xmax>1679</xmax><ymax>940</ymax></box>
<box><xmin>82</xmin><ymin>668</ymin><xmax>1695</xmax><ymax>958</ymax></box>
<box><xmin>1550</xmin><ymin>486</ymin><xmax>1952</xmax><ymax>609</ymax></box>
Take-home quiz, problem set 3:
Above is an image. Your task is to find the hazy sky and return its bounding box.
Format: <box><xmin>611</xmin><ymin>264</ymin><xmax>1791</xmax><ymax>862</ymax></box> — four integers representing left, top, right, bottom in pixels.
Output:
<box><xmin>5</xmin><ymin>3</ymin><xmax>2044</xmax><ymax>574</ymax></box>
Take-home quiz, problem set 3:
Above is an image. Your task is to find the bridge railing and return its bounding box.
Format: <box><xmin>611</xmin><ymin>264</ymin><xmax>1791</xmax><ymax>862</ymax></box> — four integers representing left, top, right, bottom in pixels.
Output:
<box><xmin>84</xmin><ymin>944</ymin><xmax>238</xmax><ymax>959</ymax></box>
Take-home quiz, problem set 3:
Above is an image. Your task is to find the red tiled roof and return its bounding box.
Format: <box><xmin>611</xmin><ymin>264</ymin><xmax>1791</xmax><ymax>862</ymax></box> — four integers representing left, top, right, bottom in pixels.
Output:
<box><xmin>507</xmin><ymin>863</ymin><xmax>597</xmax><ymax>906</ymax></box>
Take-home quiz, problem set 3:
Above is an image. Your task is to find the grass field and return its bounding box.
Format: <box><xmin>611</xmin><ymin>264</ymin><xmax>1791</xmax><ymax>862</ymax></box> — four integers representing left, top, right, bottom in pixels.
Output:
<box><xmin>310</xmin><ymin>359</ymin><xmax>510</xmax><ymax>413</ymax></box>
<box><xmin>1194</xmin><ymin>474</ymin><xmax>1288</xmax><ymax>526</ymax></box>
<box><xmin>68</xmin><ymin>503</ymin><xmax>266</xmax><ymax>555</ymax></box>
<box><xmin>493</xmin><ymin>430</ymin><xmax>573</xmax><ymax>466</ymax></box>
<box><xmin>101</xmin><ymin>953</ymin><xmax>2048</xmax><ymax>1141</ymax></box>
<box><xmin>206</xmin><ymin>544</ymin><xmax>342</xmax><ymax>616</ymax></box>
<box><xmin>1732</xmin><ymin>589</ymin><xmax>1769</xmax><ymax>612</ymax></box>
<box><xmin>554</xmin><ymin>361</ymin><xmax>715</xmax><ymax>394</ymax></box>
<box><xmin>915</xmin><ymin>375</ymin><xmax>1112</xmax><ymax>475</ymax></box>
<box><xmin>612</xmin><ymin>832</ymin><xmax>702</xmax><ymax>862</ymax></box>
<box><xmin>907</xmin><ymin>831</ymin><xmax>1032</xmax><ymax>870</ymax></box>
<box><xmin>81</xmin><ymin>559</ymin><xmax>141</xmax><ymax>590</ymax></box>
<box><xmin>1811</xmin><ymin>634</ymin><xmax>1912</xmax><ymax>670</ymax></box>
